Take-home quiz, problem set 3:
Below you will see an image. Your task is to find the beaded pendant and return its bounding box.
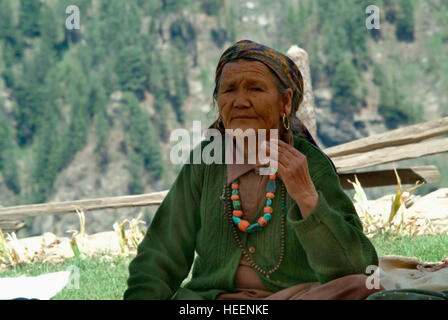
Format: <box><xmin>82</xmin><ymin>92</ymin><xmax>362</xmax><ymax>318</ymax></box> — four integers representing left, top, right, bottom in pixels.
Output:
<box><xmin>230</xmin><ymin>168</ymin><xmax>277</xmax><ymax>233</ymax></box>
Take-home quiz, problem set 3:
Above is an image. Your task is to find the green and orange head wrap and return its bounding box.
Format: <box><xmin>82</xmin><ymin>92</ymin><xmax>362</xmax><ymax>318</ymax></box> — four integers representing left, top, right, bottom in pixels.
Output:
<box><xmin>214</xmin><ymin>39</ymin><xmax>305</xmax><ymax>114</ymax></box>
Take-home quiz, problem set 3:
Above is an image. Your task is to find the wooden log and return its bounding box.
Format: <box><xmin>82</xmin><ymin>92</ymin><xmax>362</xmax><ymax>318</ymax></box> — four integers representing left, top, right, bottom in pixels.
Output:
<box><xmin>338</xmin><ymin>165</ymin><xmax>441</xmax><ymax>189</ymax></box>
<box><xmin>332</xmin><ymin>137</ymin><xmax>448</xmax><ymax>173</ymax></box>
<box><xmin>0</xmin><ymin>191</ymin><xmax>168</xmax><ymax>220</ymax></box>
<box><xmin>325</xmin><ymin>117</ymin><xmax>448</xmax><ymax>158</ymax></box>
<box><xmin>0</xmin><ymin>220</ymin><xmax>27</xmax><ymax>233</ymax></box>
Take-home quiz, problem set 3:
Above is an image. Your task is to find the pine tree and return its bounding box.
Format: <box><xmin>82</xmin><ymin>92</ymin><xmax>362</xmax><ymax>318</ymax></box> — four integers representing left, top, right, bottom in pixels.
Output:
<box><xmin>30</xmin><ymin>67</ymin><xmax>64</xmax><ymax>203</ymax></box>
<box><xmin>0</xmin><ymin>0</ymin><xmax>13</xmax><ymax>39</ymax></box>
<box><xmin>95</xmin><ymin>110</ymin><xmax>109</xmax><ymax>173</ymax></box>
<box><xmin>115</xmin><ymin>46</ymin><xmax>147</xmax><ymax>100</ymax></box>
<box><xmin>166</xmin><ymin>48</ymin><xmax>188</xmax><ymax>124</ymax></box>
<box><xmin>0</xmin><ymin>0</ymin><xmax>24</xmax><ymax>84</ymax></box>
<box><xmin>331</xmin><ymin>59</ymin><xmax>361</xmax><ymax>118</ymax></box>
<box><xmin>378</xmin><ymin>76</ymin><xmax>410</xmax><ymax>129</ymax></box>
<box><xmin>90</xmin><ymin>77</ymin><xmax>110</xmax><ymax>172</ymax></box>
<box><xmin>99</xmin><ymin>0</ymin><xmax>128</xmax><ymax>51</ymax></box>
<box><xmin>13</xmin><ymin>68</ymin><xmax>43</xmax><ymax>146</ymax></box>
<box><xmin>0</xmin><ymin>111</ymin><xmax>21</xmax><ymax>194</ymax></box>
<box><xmin>125</xmin><ymin>92</ymin><xmax>164</xmax><ymax>180</ymax></box>
<box><xmin>39</xmin><ymin>3</ymin><xmax>62</xmax><ymax>50</ymax></box>
<box><xmin>13</xmin><ymin>3</ymin><xmax>58</xmax><ymax>146</ymax></box>
<box><xmin>59</xmin><ymin>65</ymin><xmax>90</xmax><ymax>168</ymax></box>
<box><xmin>154</xmin><ymin>96</ymin><xmax>169</xmax><ymax>141</ymax></box>
<box><xmin>345</xmin><ymin>2</ymin><xmax>369</xmax><ymax>69</ymax></box>
<box><xmin>19</xmin><ymin>0</ymin><xmax>41</xmax><ymax>37</ymax></box>
<box><xmin>101</xmin><ymin>60</ymin><xmax>120</xmax><ymax>97</ymax></box>
<box><xmin>161</xmin><ymin>0</ymin><xmax>190</xmax><ymax>13</ymax></box>
<box><xmin>127</xmin><ymin>150</ymin><xmax>144</xmax><ymax>195</ymax></box>
<box><xmin>31</xmin><ymin>110</ymin><xmax>61</xmax><ymax>203</ymax></box>
<box><xmin>395</xmin><ymin>0</ymin><xmax>415</xmax><ymax>42</ymax></box>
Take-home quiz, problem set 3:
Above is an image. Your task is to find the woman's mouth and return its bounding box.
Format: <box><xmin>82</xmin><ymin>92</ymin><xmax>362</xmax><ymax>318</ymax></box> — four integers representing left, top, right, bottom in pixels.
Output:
<box><xmin>232</xmin><ymin>116</ymin><xmax>258</xmax><ymax>120</ymax></box>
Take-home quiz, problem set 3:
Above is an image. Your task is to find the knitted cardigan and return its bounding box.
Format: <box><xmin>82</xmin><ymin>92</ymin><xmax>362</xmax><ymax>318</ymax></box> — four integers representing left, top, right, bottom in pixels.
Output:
<box><xmin>124</xmin><ymin>135</ymin><xmax>379</xmax><ymax>300</ymax></box>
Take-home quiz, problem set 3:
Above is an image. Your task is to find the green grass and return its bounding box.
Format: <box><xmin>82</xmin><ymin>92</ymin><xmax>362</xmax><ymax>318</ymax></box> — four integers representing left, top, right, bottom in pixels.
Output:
<box><xmin>1</xmin><ymin>234</ymin><xmax>447</xmax><ymax>299</ymax></box>
<box><xmin>0</xmin><ymin>254</ymin><xmax>133</xmax><ymax>300</ymax></box>
<box><xmin>370</xmin><ymin>233</ymin><xmax>448</xmax><ymax>262</ymax></box>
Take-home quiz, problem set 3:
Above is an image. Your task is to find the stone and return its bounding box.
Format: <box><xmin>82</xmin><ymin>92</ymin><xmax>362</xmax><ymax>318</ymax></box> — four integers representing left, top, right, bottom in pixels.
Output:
<box><xmin>287</xmin><ymin>45</ymin><xmax>317</xmax><ymax>139</ymax></box>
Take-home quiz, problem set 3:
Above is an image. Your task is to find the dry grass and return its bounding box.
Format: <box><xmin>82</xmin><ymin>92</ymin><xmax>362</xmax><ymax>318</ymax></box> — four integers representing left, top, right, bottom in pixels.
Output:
<box><xmin>0</xmin><ymin>209</ymin><xmax>146</xmax><ymax>271</ymax></box>
<box><xmin>348</xmin><ymin>167</ymin><xmax>438</xmax><ymax>238</ymax></box>
<box><xmin>0</xmin><ymin>228</ymin><xmax>30</xmax><ymax>267</ymax></box>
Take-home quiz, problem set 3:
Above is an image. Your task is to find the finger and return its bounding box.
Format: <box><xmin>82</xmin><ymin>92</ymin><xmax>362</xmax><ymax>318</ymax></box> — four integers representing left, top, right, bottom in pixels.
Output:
<box><xmin>267</xmin><ymin>140</ymin><xmax>305</xmax><ymax>161</ymax></box>
<box><xmin>266</xmin><ymin>139</ymin><xmax>294</xmax><ymax>154</ymax></box>
<box><xmin>269</xmin><ymin>146</ymin><xmax>307</xmax><ymax>178</ymax></box>
<box><xmin>265</xmin><ymin>143</ymin><xmax>294</xmax><ymax>166</ymax></box>
<box><xmin>261</xmin><ymin>142</ymin><xmax>279</xmax><ymax>161</ymax></box>
<box><xmin>266</xmin><ymin>159</ymin><xmax>282</xmax><ymax>176</ymax></box>
<box><xmin>267</xmin><ymin>158</ymin><xmax>288</xmax><ymax>177</ymax></box>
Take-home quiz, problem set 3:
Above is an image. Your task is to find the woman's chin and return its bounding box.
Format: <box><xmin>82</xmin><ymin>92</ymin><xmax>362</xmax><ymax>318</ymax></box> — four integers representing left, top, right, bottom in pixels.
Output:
<box><xmin>228</xmin><ymin>127</ymin><xmax>259</xmax><ymax>136</ymax></box>
<box><xmin>228</xmin><ymin>121</ymin><xmax>263</xmax><ymax>133</ymax></box>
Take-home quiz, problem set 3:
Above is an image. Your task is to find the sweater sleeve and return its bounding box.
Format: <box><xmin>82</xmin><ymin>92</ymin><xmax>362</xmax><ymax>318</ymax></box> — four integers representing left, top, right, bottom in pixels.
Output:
<box><xmin>123</xmin><ymin>159</ymin><xmax>203</xmax><ymax>300</ymax></box>
<box><xmin>286</xmin><ymin>166</ymin><xmax>379</xmax><ymax>283</ymax></box>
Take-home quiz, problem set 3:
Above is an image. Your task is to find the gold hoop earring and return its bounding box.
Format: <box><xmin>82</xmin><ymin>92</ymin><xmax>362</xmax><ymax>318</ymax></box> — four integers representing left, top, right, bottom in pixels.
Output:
<box><xmin>282</xmin><ymin>114</ymin><xmax>290</xmax><ymax>131</ymax></box>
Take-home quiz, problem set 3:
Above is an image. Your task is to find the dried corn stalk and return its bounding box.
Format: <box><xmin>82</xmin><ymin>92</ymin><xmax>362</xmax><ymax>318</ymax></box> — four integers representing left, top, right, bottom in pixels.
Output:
<box><xmin>349</xmin><ymin>168</ymin><xmax>425</xmax><ymax>237</ymax></box>
<box><xmin>113</xmin><ymin>220</ymin><xmax>129</xmax><ymax>255</ymax></box>
<box><xmin>0</xmin><ymin>229</ymin><xmax>33</xmax><ymax>269</ymax></box>
<box><xmin>114</xmin><ymin>212</ymin><xmax>146</xmax><ymax>255</ymax></box>
<box><xmin>66</xmin><ymin>208</ymin><xmax>87</xmax><ymax>259</ymax></box>
<box><xmin>0</xmin><ymin>228</ymin><xmax>13</xmax><ymax>267</ymax></box>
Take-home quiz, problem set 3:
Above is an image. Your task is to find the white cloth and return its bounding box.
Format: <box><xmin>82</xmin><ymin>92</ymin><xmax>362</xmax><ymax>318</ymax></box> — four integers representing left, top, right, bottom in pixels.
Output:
<box><xmin>0</xmin><ymin>271</ymin><xmax>71</xmax><ymax>300</ymax></box>
<box><xmin>379</xmin><ymin>255</ymin><xmax>448</xmax><ymax>291</ymax></box>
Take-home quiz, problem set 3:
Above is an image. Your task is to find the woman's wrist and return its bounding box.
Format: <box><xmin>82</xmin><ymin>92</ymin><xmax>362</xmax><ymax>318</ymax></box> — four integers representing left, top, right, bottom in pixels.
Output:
<box><xmin>292</xmin><ymin>191</ymin><xmax>319</xmax><ymax>218</ymax></box>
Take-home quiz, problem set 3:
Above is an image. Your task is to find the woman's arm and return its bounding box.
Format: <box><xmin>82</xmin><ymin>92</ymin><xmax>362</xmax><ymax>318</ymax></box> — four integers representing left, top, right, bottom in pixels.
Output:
<box><xmin>123</xmin><ymin>160</ymin><xmax>203</xmax><ymax>300</ymax></box>
<box><xmin>287</xmin><ymin>167</ymin><xmax>379</xmax><ymax>283</ymax></box>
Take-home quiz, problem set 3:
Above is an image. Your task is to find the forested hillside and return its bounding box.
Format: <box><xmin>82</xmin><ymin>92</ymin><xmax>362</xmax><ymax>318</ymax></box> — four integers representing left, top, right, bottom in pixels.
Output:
<box><xmin>0</xmin><ymin>0</ymin><xmax>447</xmax><ymax>236</ymax></box>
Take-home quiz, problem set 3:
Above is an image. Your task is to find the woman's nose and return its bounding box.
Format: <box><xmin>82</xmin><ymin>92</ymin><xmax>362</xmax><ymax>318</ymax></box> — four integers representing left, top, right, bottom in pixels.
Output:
<box><xmin>233</xmin><ymin>90</ymin><xmax>251</xmax><ymax>108</ymax></box>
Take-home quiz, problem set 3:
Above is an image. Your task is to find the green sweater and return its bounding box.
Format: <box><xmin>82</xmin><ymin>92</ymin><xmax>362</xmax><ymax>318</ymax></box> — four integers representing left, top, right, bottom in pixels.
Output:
<box><xmin>124</xmin><ymin>135</ymin><xmax>379</xmax><ymax>300</ymax></box>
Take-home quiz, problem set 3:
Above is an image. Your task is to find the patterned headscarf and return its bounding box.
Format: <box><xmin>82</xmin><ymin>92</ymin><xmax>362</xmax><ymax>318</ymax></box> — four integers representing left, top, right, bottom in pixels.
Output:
<box><xmin>215</xmin><ymin>39</ymin><xmax>304</xmax><ymax>114</ymax></box>
<box><xmin>214</xmin><ymin>39</ymin><xmax>338</xmax><ymax>174</ymax></box>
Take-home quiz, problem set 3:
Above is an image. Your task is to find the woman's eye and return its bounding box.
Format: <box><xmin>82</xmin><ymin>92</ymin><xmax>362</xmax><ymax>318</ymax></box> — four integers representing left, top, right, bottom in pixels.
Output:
<box><xmin>223</xmin><ymin>88</ymin><xmax>234</xmax><ymax>93</ymax></box>
<box><xmin>251</xmin><ymin>87</ymin><xmax>263</xmax><ymax>92</ymax></box>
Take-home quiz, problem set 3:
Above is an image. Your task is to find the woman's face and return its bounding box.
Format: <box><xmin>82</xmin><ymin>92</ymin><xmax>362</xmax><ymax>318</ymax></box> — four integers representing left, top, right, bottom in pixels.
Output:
<box><xmin>216</xmin><ymin>60</ymin><xmax>292</xmax><ymax>134</ymax></box>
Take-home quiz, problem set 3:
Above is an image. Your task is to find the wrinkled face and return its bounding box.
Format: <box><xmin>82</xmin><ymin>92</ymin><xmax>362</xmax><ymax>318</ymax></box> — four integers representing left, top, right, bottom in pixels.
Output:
<box><xmin>216</xmin><ymin>60</ymin><xmax>292</xmax><ymax>134</ymax></box>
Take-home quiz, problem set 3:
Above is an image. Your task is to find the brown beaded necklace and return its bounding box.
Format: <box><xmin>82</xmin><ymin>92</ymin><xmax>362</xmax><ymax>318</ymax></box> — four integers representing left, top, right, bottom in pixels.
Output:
<box><xmin>222</xmin><ymin>181</ymin><xmax>287</xmax><ymax>279</ymax></box>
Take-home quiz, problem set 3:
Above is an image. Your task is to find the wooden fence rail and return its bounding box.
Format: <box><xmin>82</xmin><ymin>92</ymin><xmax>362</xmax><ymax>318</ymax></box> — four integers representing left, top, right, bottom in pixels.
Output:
<box><xmin>325</xmin><ymin>117</ymin><xmax>448</xmax><ymax>158</ymax></box>
<box><xmin>331</xmin><ymin>137</ymin><xmax>448</xmax><ymax>173</ymax></box>
<box><xmin>0</xmin><ymin>191</ymin><xmax>168</xmax><ymax>221</ymax></box>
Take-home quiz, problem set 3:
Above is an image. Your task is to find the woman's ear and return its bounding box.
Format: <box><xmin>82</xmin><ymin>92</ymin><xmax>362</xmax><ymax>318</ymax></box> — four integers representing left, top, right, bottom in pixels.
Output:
<box><xmin>282</xmin><ymin>88</ymin><xmax>293</xmax><ymax>116</ymax></box>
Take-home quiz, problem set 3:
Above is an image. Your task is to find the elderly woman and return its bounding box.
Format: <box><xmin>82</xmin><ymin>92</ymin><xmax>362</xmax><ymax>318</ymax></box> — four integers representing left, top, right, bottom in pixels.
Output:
<box><xmin>124</xmin><ymin>40</ymin><xmax>383</xmax><ymax>300</ymax></box>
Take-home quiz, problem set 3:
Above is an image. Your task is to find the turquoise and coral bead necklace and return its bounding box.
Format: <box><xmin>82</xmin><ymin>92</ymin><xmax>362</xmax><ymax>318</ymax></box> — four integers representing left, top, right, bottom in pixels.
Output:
<box><xmin>230</xmin><ymin>167</ymin><xmax>279</xmax><ymax>233</ymax></box>
<box><xmin>223</xmin><ymin>168</ymin><xmax>287</xmax><ymax>278</ymax></box>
